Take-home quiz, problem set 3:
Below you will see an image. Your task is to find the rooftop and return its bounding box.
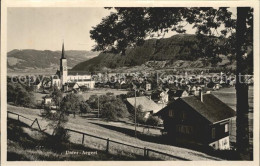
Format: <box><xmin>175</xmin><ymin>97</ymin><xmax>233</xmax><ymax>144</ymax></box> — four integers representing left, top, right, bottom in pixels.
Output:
<box><xmin>155</xmin><ymin>94</ymin><xmax>236</xmax><ymax>123</ymax></box>
<box><xmin>126</xmin><ymin>96</ymin><xmax>162</xmax><ymax>113</ymax></box>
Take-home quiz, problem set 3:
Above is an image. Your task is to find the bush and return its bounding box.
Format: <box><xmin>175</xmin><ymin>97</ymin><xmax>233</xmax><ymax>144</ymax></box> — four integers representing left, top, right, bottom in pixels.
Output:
<box><xmin>7</xmin><ymin>82</ymin><xmax>35</xmax><ymax>108</ymax></box>
<box><xmin>146</xmin><ymin>115</ymin><xmax>161</xmax><ymax>126</ymax></box>
<box><xmin>80</xmin><ymin>102</ymin><xmax>92</xmax><ymax>115</ymax></box>
<box><xmin>101</xmin><ymin>97</ymin><xmax>129</xmax><ymax>121</ymax></box>
<box><xmin>135</xmin><ymin>105</ymin><xmax>146</xmax><ymax>124</ymax></box>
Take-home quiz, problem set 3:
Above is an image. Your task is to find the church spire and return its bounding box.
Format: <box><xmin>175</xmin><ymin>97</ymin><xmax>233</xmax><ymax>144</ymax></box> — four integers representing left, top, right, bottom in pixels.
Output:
<box><xmin>61</xmin><ymin>40</ymin><xmax>65</xmax><ymax>59</ymax></box>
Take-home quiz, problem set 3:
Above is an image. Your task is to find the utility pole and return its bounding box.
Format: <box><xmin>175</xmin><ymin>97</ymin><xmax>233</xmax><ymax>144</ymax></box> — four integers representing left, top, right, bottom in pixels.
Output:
<box><xmin>132</xmin><ymin>82</ymin><xmax>137</xmax><ymax>138</ymax></box>
<box><xmin>134</xmin><ymin>88</ymin><xmax>137</xmax><ymax>138</ymax></box>
<box><xmin>97</xmin><ymin>96</ymin><xmax>99</xmax><ymax>118</ymax></box>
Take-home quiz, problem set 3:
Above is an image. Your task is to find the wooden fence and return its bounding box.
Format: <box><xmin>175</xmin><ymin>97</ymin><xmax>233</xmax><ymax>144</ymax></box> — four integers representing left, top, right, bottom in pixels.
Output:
<box><xmin>7</xmin><ymin>111</ymin><xmax>189</xmax><ymax>161</ymax></box>
<box><xmin>65</xmin><ymin>128</ymin><xmax>189</xmax><ymax>160</ymax></box>
<box><xmin>7</xmin><ymin>111</ymin><xmax>42</xmax><ymax>131</ymax></box>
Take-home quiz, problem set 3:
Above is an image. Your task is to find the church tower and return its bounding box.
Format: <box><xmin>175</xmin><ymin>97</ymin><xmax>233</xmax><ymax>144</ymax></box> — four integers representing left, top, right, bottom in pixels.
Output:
<box><xmin>60</xmin><ymin>41</ymin><xmax>68</xmax><ymax>86</ymax></box>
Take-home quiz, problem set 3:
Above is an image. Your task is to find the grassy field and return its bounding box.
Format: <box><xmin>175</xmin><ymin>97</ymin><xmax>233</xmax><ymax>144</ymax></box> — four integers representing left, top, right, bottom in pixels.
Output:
<box><xmin>7</xmin><ymin>118</ymin><xmax>154</xmax><ymax>161</ymax></box>
<box><xmin>7</xmin><ymin>104</ymin><xmax>222</xmax><ymax>161</ymax></box>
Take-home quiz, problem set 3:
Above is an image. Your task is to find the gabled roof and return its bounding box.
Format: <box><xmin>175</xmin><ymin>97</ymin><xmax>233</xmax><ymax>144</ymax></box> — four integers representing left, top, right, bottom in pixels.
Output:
<box><xmin>126</xmin><ymin>96</ymin><xmax>162</xmax><ymax>113</ymax></box>
<box><xmin>66</xmin><ymin>82</ymin><xmax>79</xmax><ymax>88</ymax></box>
<box><xmin>155</xmin><ymin>94</ymin><xmax>236</xmax><ymax>123</ymax></box>
<box><xmin>174</xmin><ymin>90</ymin><xmax>186</xmax><ymax>97</ymax></box>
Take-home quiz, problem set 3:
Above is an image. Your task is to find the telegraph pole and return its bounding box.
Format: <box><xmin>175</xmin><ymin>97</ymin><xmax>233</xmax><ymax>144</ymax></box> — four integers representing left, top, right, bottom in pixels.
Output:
<box><xmin>134</xmin><ymin>88</ymin><xmax>137</xmax><ymax>137</ymax></box>
<box><xmin>98</xmin><ymin>95</ymin><xmax>99</xmax><ymax>118</ymax></box>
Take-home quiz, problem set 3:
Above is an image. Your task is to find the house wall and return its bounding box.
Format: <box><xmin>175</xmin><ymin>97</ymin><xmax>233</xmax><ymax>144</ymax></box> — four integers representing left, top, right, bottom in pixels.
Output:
<box><xmin>67</xmin><ymin>75</ymin><xmax>92</xmax><ymax>81</ymax></box>
<box><xmin>44</xmin><ymin>98</ymin><xmax>52</xmax><ymax>105</ymax></box>
<box><xmin>209</xmin><ymin>136</ymin><xmax>230</xmax><ymax>150</ymax></box>
<box><xmin>161</xmin><ymin>100</ymin><xmax>210</xmax><ymax>144</ymax></box>
<box><xmin>205</xmin><ymin>120</ymin><xmax>230</xmax><ymax>144</ymax></box>
<box><xmin>160</xmin><ymin>100</ymin><xmax>232</xmax><ymax>148</ymax></box>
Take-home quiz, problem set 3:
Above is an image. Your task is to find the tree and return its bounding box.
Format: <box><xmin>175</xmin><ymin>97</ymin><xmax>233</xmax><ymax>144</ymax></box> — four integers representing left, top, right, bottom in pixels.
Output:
<box><xmin>135</xmin><ymin>105</ymin><xmax>146</xmax><ymax>124</ymax></box>
<box><xmin>90</xmin><ymin>7</ymin><xmax>253</xmax><ymax>159</ymax></box>
<box><xmin>79</xmin><ymin>101</ymin><xmax>92</xmax><ymax>115</ymax></box>
<box><xmin>87</xmin><ymin>94</ymin><xmax>99</xmax><ymax>108</ymax></box>
<box><xmin>43</xmin><ymin>101</ymin><xmax>70</xmax><ymax>147</ymax></box>
<box><xmin>60</xmin><ymin>93</ymin><xmax>84</xmax><ymax>117</ymax></box>
<box><xmin>87</xmin><ymin>93</ymin><xmax>129</xmax><ymax>120</ymax></box>
<box><xmin>146</xmin><ymin>115</ymin><xmax>161</xmax><ymax>126</ymax></box>
<box><xmin>7</xmin><ymin>82</ymin><xmax>35</xmax><ymax>107</ymax></box>
<box><xmin>235</xmin><ymin>7</ymin><xmax>251</xmax><ymax>159</ymax></box>
<box><xmin>51</xmin><ymin>86</ymin><xmax>63</xmax><ymax>109</ymax></box>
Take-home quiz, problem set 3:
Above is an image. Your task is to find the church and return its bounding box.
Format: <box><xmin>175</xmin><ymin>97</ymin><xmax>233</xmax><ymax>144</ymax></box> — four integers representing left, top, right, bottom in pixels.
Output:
<box><xmin>51</xmin><ymin>42</ymin><xmax>95</xmax><ymax>90</ymax></box>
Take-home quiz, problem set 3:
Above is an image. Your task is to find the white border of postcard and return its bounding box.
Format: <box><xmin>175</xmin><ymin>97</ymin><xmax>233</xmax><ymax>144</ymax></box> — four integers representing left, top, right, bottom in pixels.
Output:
<box><xmin>1</xmin><ymin>0</ymin><xmax>260</xmax><ymax>166</ymax></box>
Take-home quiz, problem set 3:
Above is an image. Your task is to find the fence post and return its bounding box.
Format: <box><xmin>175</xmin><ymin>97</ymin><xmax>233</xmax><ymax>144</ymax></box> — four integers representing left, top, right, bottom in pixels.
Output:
<box><xmin>31</xmin><ymin>119</ymin><xmax>36</xmax><ymax>127</ymax></box>
<box><xmin>144</xmin><ymin>147</ymin><xmax>147</xmax><ymax>157</ymax></box>
<box><xmin>18</xmin><ymin>115</ymin><xmax>20</xmax><ymax>121</ymax></box>
<box><xmin>106</xmin><ymin>138</ymin><xmax>109</xmax><ymax>153</ymax></box>
<box><xmin>36</xmin><ymin>118</ymin><xmax>41</xmax><ymax>131</ymax></box>
<box><xmin>82</xmin><ymin>134</ymin><xmax>85</xmax><ymax>144</ymax></box>
<box><xmin>146</xmin><ymin>148</ymin><xmax>149</xmax><ymax>158</ymax></box>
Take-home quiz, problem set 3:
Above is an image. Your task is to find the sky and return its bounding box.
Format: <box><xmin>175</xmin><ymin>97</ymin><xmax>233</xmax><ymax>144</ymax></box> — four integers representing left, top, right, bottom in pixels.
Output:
<box><xmin>7</xmin><ymin>7</ymin><xmax>236</xmax><ymax>51</ymax></box>
<box><xmin>7</xmin><ymin>8</ymin><xmax>113</xmax><ymax>51</ymax></box>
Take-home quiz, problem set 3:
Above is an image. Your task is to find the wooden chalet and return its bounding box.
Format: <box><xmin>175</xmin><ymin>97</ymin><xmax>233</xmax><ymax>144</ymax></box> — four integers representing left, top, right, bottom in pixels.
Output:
<box><xmin>154</xmin><ymin>93</ymin><xmax>236</xmax><ymax>150</ymax></box>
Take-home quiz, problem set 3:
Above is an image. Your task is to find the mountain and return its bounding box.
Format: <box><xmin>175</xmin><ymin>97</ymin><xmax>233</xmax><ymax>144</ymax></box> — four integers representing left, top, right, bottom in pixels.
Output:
<box><xmin>7</xmin><ymin>49</ymin><xmax>99</xmax><ymax>74</ymax></box>
<box><xmin>72</xmin><ymin>34</ymin><xmax>236</xmax><ymax>73</ymax></box>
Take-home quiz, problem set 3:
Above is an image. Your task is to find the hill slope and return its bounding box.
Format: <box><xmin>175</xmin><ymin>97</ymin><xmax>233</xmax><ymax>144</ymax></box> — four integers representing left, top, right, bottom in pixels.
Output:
<box><xmin>7</xmin><ymin>49</ymin><xmax>99</xmax><ymax>74</ymax></box>
<box><xmin>72</xmin><ymin>34</ymin><xmax>235</xmax><ymax>72</ymax></box>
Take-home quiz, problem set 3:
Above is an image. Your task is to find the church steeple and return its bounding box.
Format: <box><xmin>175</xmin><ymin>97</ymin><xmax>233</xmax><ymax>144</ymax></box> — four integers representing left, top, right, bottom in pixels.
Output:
<box><xmin>60</xmin><ymin>40</ymin><xmax>68</xmax><ymax>86</ymax></box>
<box><xmin>61</xmin><ymin>40</ymin><xmax>66</xmax><ymax>59</ymax></box>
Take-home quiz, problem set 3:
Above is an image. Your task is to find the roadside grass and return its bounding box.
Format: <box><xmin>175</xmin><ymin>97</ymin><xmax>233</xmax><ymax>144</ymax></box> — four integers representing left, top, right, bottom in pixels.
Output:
<box><xmin>7</xmin><ymin>118</ymin><xmax>160</xmax><ymax>161</ymax></box>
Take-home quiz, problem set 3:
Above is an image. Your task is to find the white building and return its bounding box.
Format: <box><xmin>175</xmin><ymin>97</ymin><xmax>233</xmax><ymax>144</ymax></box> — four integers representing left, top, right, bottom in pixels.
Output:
<box><xmin>51</xmin><ymin>42</ymin><xmax>95</xmax><ymax>90</ymax></box>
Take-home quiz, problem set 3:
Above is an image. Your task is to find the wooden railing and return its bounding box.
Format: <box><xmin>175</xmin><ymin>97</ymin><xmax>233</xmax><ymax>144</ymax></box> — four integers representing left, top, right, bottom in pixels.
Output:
<box><xmin>65</xmin><ymin>128</ymin><xmax>189</xmax><ymax>160</ymax></box>
<box><xmin>7</xmin><ymin>111</ymin><xmax>42</xmax><ymax>131</ymax></box>
<box><xmin>7</xmin><ymin>111</ymin><xmax>189</xmax><ymax>161</ymax></box>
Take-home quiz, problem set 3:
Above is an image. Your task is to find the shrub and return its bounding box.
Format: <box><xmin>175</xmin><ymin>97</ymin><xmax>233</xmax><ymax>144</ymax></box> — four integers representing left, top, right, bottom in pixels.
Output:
<box><xmin>146</xmin><ymin>115</ymin><xmax>161</xmax><ymax>126</ymax></box>
<box><xmin>135</xmin><ymin>105</ymin><xmax>147</xmax><ymax>124</ymax></box>
<box><xmin>80</xmin><ymin>102</ymin><xmax>92</xmax><ymax>115</ymax></box>
<box><xmin>7</xmin><ymin>82</ymin><xmax>35</xmax><ymax>108</ymax></box>
<box><xmin>88</xmin><ymin>93</ymin><xmax>129</xmax><ymax>121</ymax></box>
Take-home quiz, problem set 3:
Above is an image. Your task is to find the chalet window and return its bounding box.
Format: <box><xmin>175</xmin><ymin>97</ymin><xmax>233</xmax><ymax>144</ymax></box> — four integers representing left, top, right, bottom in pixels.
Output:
<box><xmin>225</xmin><ymin>124</ymin><xmax>229</xmax><ymax>132</ymax></box>
<box><xmin>223</xmin><ymin>138</ymin><xmax>228</xmax><ymax>145</ymax></box>
<box><xmin>181</xmin><ymin>111</ymin><xmax>186</xmax><ymax>120</ymax></box>
<box><xmin>169</xmin><ymin>110</ymin><xmax>173</xmax><ymax>117</ymax></box>
<box><xmin>212</xmin><ymin>128</ymin><xmax>216</xmax><ymax>139</ymax></box>
<box><xmin>176</xmin><ymin>125</ymin><xmax>193</xmax><ymax>134</ymax></box>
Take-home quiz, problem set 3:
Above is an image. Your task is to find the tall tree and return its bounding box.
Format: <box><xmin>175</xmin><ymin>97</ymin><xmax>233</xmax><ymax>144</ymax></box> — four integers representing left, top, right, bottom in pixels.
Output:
<box><xmin>236</xmin><ymin>7</ymin><xmax>251</xmax><ymax>159</ymax></box>
<box><xmin>51</xmin><ymin>86</ymin><xmax>63</xmax><ymax>109</ymax></box>
<box><xmin>60</xmin><ymin>93</ymin><xmax>84</xmax><ymax>117</ymax></box>
<box><xmin>90</xmin><ymin>7</ymin><xmax>253</xmax><ymax>159</ymax></box>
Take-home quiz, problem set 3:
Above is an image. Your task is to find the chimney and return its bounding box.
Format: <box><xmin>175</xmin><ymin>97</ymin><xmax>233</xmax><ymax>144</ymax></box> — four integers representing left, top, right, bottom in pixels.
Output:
<box><xmin>199</xmin><ymin>89</ymin><xmax>203</xmax><ymax>102</ymax></box>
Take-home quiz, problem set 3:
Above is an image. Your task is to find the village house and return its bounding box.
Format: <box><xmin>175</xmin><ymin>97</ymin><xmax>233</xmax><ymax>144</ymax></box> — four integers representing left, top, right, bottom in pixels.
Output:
<box><xmin>64</xmin><ymin>82</ymin><xmax>80</xmax><ymax>92</ymax></box>
<box><xmin>43</xmin><ymin>96</ymin><xmax>52</xmax><ymax>105</ymax></box>
<box><xmin>154</xmin><ymin>92</ymin><xmax>236</xmax><ymax>150</ymax></box>
<box><xmin>126</xmin><ymin>96</ymin><xmax>162</xmax><ymax>118</ymax></box>
<box><xmin>172</xmin><ymin>90</ymin><xmax>189</xmax><ymax>100</ymax></box>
